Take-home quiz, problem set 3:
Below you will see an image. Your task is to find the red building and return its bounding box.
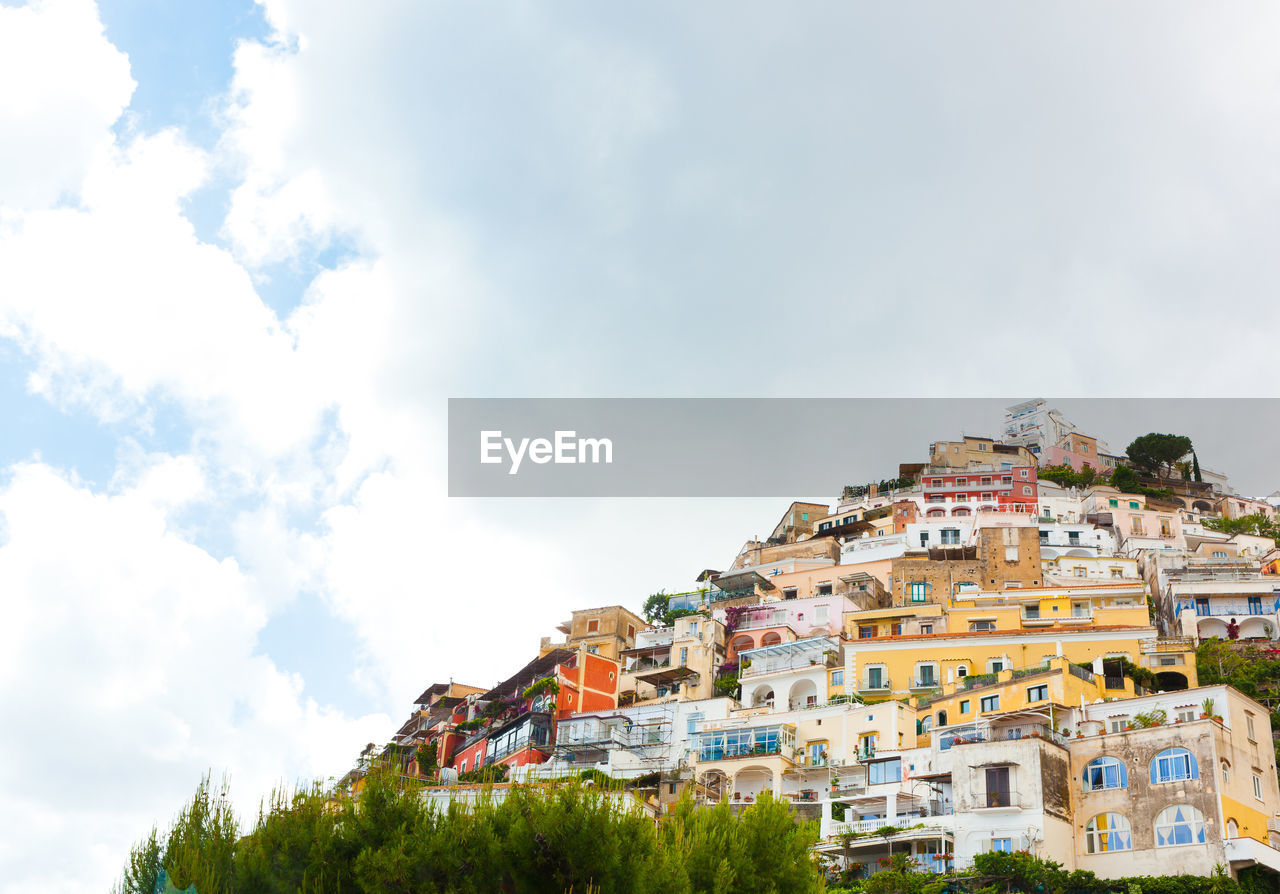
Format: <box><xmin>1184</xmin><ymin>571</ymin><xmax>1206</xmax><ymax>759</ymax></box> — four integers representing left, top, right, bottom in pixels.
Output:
<box><xmin>920</xmin><ymin>465</ymin><xmax>1038</xmax><ymax>517</ymax></box>
<box><xmin>447</xmin><ymin>647</ymin><xmax>621</xmax><ymax>773</ymax></box>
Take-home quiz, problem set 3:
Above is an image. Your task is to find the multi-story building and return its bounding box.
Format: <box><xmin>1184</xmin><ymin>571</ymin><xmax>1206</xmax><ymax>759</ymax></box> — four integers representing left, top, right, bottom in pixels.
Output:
<box><xmin>1167</xmin><ymin>561</ymin><xmax>1280</xmax><ymax>642</ymax></box>
<box><xmin>714</xmin><ymin>594</ymin><xmax>859</xmax><ymax>661</ymax></box>
<box><xmin>919</xmin><ymin>465</ymin><xmax>1038</xmax><ymax>518</ymax></box>
<box><xmin>540</xmin><ymin>605</ymin><xmax>645</xmax><ymax>660</ymax></box>
<box><xmin>927</xmin><ymin>434</ymin><xmax>1036</xmax><ymax>470</ymax></box>
<box><xmin>619</xmin><ymin>613</ymin><xmax>726</xmax><ymax>703</ymax></box>
<box><xmin>1037</xmin><ymin>522</ymin><xmax>1117</xmax><ymax>559</ymax></box>
<box><xmin>819</xmin><ymin>682</ymin><xmax>1280</xmax><ymax>882</ymax></box>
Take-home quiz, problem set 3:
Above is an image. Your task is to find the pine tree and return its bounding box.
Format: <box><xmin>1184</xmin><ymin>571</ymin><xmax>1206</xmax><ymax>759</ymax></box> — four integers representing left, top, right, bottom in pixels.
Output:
<box><xmin>1193</xmin><ymin>452</ymin><xmax>1202</xmax><ymax>482</ymax></box>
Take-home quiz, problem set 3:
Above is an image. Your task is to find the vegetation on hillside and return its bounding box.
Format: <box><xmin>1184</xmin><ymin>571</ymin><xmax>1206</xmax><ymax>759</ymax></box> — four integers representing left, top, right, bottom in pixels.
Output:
<box><xmin>114</xmin><ymin>771</ymin><xmax>824</xmax><ymax>894</ymax></box>
<box><xmin>826</xmin><ymin>850</ymin><xmax>1278</xmax><ymax>893</ymax></box>
<box><xmin>1197</xmin><ymin>638</ymin><xmax>1280</xmax><ymax>770</ymax></box>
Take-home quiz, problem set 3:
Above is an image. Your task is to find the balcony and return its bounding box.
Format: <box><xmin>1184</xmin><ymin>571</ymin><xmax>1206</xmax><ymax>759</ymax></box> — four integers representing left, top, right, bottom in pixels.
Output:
<box><xmin>740</xmin><ymin>636</ymin><xmax>840</xmax><ymax>678</ymax></box>
<box><xmin>830</xmin><ymin>815</ymin><xmax>954</xmax><ymax>837</ymax></box>
<box><xmin>975</xmin><ymin>790</ymin><xmax>1025</xmax><ymax>811</ymax></box>
<box><xmin>857</xmin><ymin>677</ymin><xmax>893</xmax><ymax>695</ymax></box>
<box><xmin>909</xmin><ymin>676</ymin><xmax>940</xmax><ymax>692</ymax></box>
<box><xmin>1141</xmin><ymin>637</ymin><xmax>1195</xmax><ymax>654</ymax></box>
<box><xmin>696</xmin><ymin>724</ymin><xmax>796</xmax><ymax>764</ymax></box>
<box><xmin>1184</xmin><ymin>600</ymin><xmax>1277</xmax><ymax>618</ymax></box>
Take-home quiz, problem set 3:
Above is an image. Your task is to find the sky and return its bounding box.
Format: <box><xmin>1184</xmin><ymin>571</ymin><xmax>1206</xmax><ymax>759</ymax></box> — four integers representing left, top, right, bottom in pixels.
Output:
<box><xmin>1</xmin><ymin>1</ymin><xmax>1278</xmax><ymax>889</ymax></box>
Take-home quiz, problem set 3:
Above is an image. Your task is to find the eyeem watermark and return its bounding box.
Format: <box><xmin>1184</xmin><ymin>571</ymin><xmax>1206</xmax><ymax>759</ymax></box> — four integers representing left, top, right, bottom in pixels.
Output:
<box><xmin>480</xmin><ymin>430</ymin><xmax>613</xmax><ymax>475</ymax></box>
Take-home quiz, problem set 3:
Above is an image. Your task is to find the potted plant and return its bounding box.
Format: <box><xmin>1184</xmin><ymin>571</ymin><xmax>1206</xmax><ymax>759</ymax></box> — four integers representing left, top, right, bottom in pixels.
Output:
<box><xmin>1201</xmin><ymin>697</ymin><xmax>1215</xmax><ymax>719</ymax></box>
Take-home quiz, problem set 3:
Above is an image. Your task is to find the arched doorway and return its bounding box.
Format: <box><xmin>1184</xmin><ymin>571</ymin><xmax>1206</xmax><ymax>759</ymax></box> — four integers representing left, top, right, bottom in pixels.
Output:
<box><xmin>761</xmin><ymin>632</ymin><xmax>783</xmax><ymax>647</ymax></box>
<box><xmin>750</xmin><ymin>685</ymin><xmax>775</xmax><ymax>708</ymax></box>
<box><xmin>788</xmin><ymin>679</ymin><xmax>818</xmax><ymax>710</ymax></box>
<box><xmin>1156</xmin><ymin>671</ymin><xmax>1189</xmax><ymax>692</ymax></box>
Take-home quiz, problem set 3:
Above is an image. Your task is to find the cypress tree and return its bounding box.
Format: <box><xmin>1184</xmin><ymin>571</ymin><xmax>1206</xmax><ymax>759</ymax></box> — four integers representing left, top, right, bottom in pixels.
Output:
<box><xmin>1193</xmin><ymin>452</ymin><xmax>1202</xmax><ymax>482</ymax></box>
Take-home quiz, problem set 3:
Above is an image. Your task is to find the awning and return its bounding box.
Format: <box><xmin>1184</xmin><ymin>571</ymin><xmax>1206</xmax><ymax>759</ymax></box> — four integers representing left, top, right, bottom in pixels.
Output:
<box><xmin>635</xmin><ymin>666</ymin><xmax>700</xmax><ymax>686</ymax></box>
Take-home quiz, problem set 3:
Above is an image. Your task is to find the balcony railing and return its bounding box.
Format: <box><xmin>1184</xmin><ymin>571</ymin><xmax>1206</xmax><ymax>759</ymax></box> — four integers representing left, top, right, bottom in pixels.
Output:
<box><xmin>975</xmin><ymin>789</ymin><xmax>1029</xmax><ymax>809</ymax></box>
<box><xmin>910</xmin><ymin>677</ymin><xmax>940</xmax><ymax>691</ymax></box>
<box><xmin>858</xmin><ymin>678</ymin><xmax>892</xmax><ymax>693</ymax></box>
<box><xmin>1141</xmin><ymin>637</ymin><xmax>1195</xmax><ymax>654</ymax></box>
<box><xmin>830</xmin><ymin>814</ymin><xmax>951</xmax><ymax>837</ymax></box>
<box><xmin>1185</xmin><ymin>602</ymin><xmax>1277</xmax><ymax>617</ymax></box>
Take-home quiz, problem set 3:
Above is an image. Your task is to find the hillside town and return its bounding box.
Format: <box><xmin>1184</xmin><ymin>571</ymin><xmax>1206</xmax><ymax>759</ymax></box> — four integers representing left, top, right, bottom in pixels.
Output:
<box><xmin>341</xmin><ymin>400</ymin><xmax>1280</xmax><ymax>884</ymax></box>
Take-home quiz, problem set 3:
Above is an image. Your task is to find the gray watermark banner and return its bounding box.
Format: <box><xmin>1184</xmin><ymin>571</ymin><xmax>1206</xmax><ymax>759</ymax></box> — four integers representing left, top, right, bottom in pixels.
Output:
<box><xmin>447</xmin><ymin>398</ymin><xmax>1280</xmax><ymax>498</ymax></box>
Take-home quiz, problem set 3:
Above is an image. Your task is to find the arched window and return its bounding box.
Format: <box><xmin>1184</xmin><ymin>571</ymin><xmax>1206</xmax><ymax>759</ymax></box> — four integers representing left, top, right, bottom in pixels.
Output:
<box><xmin>1154</xmin><ymin>805</ymin><xmax>1206</xmax><ymax>847</ymax></box>
<box><xmin>1227</xmin><ymin>819</ymin><xmax>1239</xmax><ymax>838</ymax></box>
<box><xmin>1222</xmin><ymin>760</ymin><xmax>1230</xmax><ymax>783</ymax></box>
<box><xmin>921</xmin><ymin>716</ymin><xmax>933</xmax><ymax>733</ymax></box>
<box><xmin>1085</xmin><ymin>813</ymin><xmax>1132</xmax><ymax>853</ymax></box>
<box><xmin>937</xmin><ymin>709</ymin><xmax>948</xmax><ymax>727</ymax></box>
<box><xmin>1083</xmin><ymin>757</ymin><xmax>1128</xmax><ymax>792</ymax></box>
<box><xmin>1150</xmin><ymin>748</ymin><xmax>1199</xmax><ymax>784</ymax></box>
<box><xmin>956</xmin><ymin>665</ymin><xmax>969</xmax><ymax>678</ymax></box>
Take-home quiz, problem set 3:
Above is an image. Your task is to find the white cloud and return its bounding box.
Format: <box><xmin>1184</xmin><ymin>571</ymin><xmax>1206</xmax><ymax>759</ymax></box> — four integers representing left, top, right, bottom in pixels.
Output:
<box><xmin>0</xmin><ymin>461</ymin><xmax>387</xmax><ymax>893</ymax></box>
<box><xmin>0</xmin><ymin>0</ymin><xmax>134</xmax><ymax>209</ymax></box>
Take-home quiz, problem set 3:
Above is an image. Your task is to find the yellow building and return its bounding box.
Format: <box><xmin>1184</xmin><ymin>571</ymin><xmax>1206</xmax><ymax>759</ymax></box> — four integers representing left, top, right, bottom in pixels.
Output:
<box><xmin>841</xmin><ymin>625</ymin><xmax>1197</xmax><ymax>705</ymax></box>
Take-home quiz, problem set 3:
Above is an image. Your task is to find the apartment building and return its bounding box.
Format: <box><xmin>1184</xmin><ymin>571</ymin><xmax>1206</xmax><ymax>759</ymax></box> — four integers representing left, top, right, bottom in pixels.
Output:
<box><xmin>540</xmin><ymin>605</ymin><xmax>645</xmax><ymax>661</ymax></box>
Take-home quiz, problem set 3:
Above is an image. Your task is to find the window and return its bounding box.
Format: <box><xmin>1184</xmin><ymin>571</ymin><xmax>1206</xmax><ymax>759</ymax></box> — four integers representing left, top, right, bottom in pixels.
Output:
<box><xmin>859</xmin><ymin>626</ymin><xmax>875</xmax><ymax>639</ymax></box>
<box><xmin>987</xmin><ymin>659</ymin><xmax>1005</xmax><ymax>673</ymax></box>
<box><xmin>1154</xmin><ymin>805</ymin><xmax>1206</xmax><ymax>847</ymax></box>
<box><xmin>1027</xmin><ymin>684</ymin><xmax>1049</xmax><ymax>702</ymax></box>
<box><xmin>1221</xmin><ymin>760</ymin><xmax>1230</xmax><ymax>783</ymax></box>
<box><xmin>916</xmin><ymin>664</ymin><xmax>937</xmax><ymax>687</ymax></box>
<box><xmin>1150</xmin><ymin>748</ymin><xmax>1199</xmax><ymax>784</ymax></box>
<box><xmin>817</xmin><ymin>582</ymin><xmax>833</xmax><ymax>596</ymax></box>
<box><xmin>1130</xmin><ymin>517</ymin><xmax>1144</xmax><ymax>535</ymax></box>
<box><xmin>909</xmin><ymin>582</ymin><xmax>929</xmax><ymax>603</ymax></box>
<box><xmin>1074</xmin><ymin>567</ymin><xmax>1086</xmax><ymax>578</ymax></box>
<box><xmin>1019</xmin><ymin>470</ymin><xmax>1029</xmax><ymax>478</ymax></box>
<box><xmin>587</xmin><ymin>645</ymin><xmax>599</xmax><ymax>654</ymax></box>
<box><xmin>1083</xmin><ymin>757</ymin><xmax>1128</xmax><ymax>791</ymax></box>
<box><xmin>1068</xmin><ymin>531</ymin><xmax>1081</xmax><ymax>545</ymax></box>
<box><xmin>801</xmin><ymin>512</ymin><xmax>809</xmax><ymax>521</ymax></box>
<box><xmin>981</xmin><ymin>492</ymin><xmax>993</xmax><ymax>501</ymax></box>
<box><xmin>970</xmin><ymin>620</ymin><xmax>996</xmax><ymax>632</ymax></box>
<box><xmin>956</xmin><ymin>665</ymin><xmax>969</xmax><ymax>678</ymax></box>
<box><xmin>919</xmin><ymin>532</ymin><xmax>930</xmax><ymax>547</ymax></box>
<box><xmin>984</xmin><ymin>766</ymin><xmax>1011</xmax><ymax>807</ymax></box>
<box><xmin>1176</xmin><ymin>709</ymin><xmax>1195</xmax><ymax>723</ymax></box>
<box><xmin>981</xmin><ymin>477</ymin><xmax>992</xmax><ymax>485</ymax></box>
<box><xmin>868</xmin><ymin>758</ymin><xmax>902</xmax><ymax>785</ymax></box>
<box><xmin>956</xmin><ymin>478</ymin><xmax>967</xmax><ymax>486</ymax></box>
<box><xmin>1129</xmin><ymin>501</ymin><xmax>1139</xmax><ymax>510</ymax></box>
<box><xmin>1023</xmin><ymin>486</ymin><xmax>1032</xmax><ymax>495</ymax></box>
<box><xmin>587</xmin><ymin>619</ymin><xmax>600</xmax><ymax>633</ymax></box>
<box><xmin>831</xmin><ymin>670</ymin><xmax>843</xmax><ymax>685</ymax></box>
<box><xmin>981</xmin><ymin>694</ymin><xmax>1000</xmax><ymax>712</ymax></box>
<box><xmin>941</xmin><ymin>528</ymin><xmax>960</xmax><ymax>545</ymax></box>
<box><xmin>991</xmin><ymin>838</ymin><xmax>1012</xmax><ymax>853</ymax></box>
<box><xmin>865</xmin><ymin>666</ymin><xmax>885</xmax><ymax>689</ymax></box>
<box><xmin>1002</xmin><ymin>476</ymin><xmax>1013</xmax><ymax>485</ymax></box>
<box><xmin>1247</xmin><ymin>713</ymin><xmax>1256</xmax><ymax>741</ymax></box>
<box><xmin>679</xmin><ymin>647</ymin><xmax>688</xmax><ymax>665</ymax></box>
<box><xmin>1212</xmin><ymin>550</ymin><xmax>1227</xmax><ymax>558</ymax></box>
<box><xmin>687</xmin><ymin>712</ymin><xmax>704</xmax><ymax>735</ymax></box>
<box><xmin>1160</xmin><ymin>518</ymin><xmax>1172</xmax><ymax>536</ymax></box>
<box><xmin>1109</xmin><ymin>718</ymin><xmax>1128</xmax><ymax>733</ymax></box>
<box><xmin>626</xmin><ymin>624</ymin><xmax>636</xmax><ymax>639</ymax></box>
<box><xmin>960</xmin><ymin>699</ymin><xmax>970</xmax><ymax>713</ymax></box>
<box><xmin>921</xmin><ymin>624</ymin><xmax>933</xmax><ymax>635</ymax></box>
<box><xmin>782</xmin><ymin>587</ymin><xmax>797</xmax><ymax>600</ymax></box>
<box><xmin>1085</xmin><ymin>814</ymin><xmax>1132</xmax><ymax>853</ymax></box>
<box><xmin>1111</xmin><ymin>568</ymin><xmax>1123</xmax><ymax>578</ymax></box>
<box><xmin>1109</xmin><ymin>499</ymin><xmax>1119</xmax><ymax>508</ymax></box>
<box><xmin>1255</xmin><ymin>774</ymin><xmax>1264</xmax><ymax>800</ymax></box>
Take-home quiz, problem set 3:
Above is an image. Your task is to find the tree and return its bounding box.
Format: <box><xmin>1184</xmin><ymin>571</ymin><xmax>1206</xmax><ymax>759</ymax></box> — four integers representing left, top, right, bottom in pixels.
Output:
<box><xmin>1193</xmin><ymin>452</ymin><xmax>1203</xmax><ymax>482</ymax></box>
<box><xmin>1204</xmin><ymin>513</ymin><xmax>1279</xmax><ymax>540</ymax></box>
<box><xmin>1125</xmin><ymin>433</ymin><xmax>1194</xmax><ymax>478</ymax></box>
<box><xmin>641</xmin><ymin>591</ymin><xmax>670</xmax><ymax>625</ymax></box>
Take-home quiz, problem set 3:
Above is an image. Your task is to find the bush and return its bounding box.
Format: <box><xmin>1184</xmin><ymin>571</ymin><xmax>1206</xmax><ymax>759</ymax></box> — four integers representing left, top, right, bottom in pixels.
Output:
<box><xmin>117</xmin><ymin>772</ymin><xmax>825</xmax><ymax>893</ymax></box>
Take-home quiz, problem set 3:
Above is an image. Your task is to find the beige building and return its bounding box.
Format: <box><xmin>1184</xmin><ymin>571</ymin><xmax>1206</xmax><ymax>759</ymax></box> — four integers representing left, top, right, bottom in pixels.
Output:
<box><xmin>540</xmin><ymin>605</ymin><xmax>645</xmax><ymax>661</ymax></box>
<box><xmin>619</xmin><ymin>614</ymin><xmax>727</xmax><ymax>704</ymax></box>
